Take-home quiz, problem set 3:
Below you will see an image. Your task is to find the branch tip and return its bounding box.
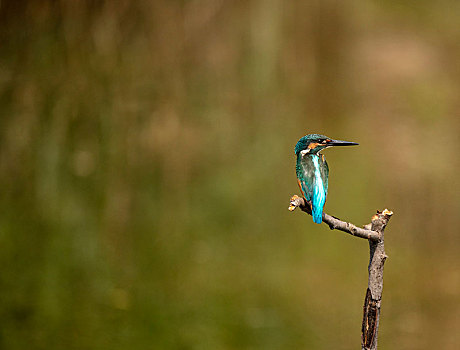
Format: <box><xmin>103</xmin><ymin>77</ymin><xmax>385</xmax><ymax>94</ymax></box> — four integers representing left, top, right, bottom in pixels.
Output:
<box><xmin>288</xmin><ymin>195</ymin><xmax>303</xmax><ymax>211</ymax></box>
<box><xmin>382</xmin><ymin>209</ymin><xmax>393</xmax><ymax>217</ymax></box>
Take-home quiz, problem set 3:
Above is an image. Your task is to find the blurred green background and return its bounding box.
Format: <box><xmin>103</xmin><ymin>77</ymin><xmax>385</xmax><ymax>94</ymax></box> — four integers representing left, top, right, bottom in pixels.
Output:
<box><xmin>1</xmin><ymin>1</ymin><xmax>459</xmax><ymax>349</ymax></box>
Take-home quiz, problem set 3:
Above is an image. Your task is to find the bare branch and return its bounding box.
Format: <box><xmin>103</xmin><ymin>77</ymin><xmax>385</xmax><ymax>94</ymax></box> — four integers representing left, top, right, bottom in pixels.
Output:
<box><xmin>288</xmin><ymin>194</ymin><xmax>393</xmax><ymax>350</ymax></box>
<box><xmin>288</xmin><ymin>194</ymin><xmax>381</xmax><ymax>241</ymax></box>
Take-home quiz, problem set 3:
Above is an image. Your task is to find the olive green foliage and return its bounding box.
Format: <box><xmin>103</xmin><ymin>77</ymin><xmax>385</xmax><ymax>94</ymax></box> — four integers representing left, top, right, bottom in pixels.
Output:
<box><xmin>0</xmin><ymin>1</ymin><xmax>459</xmax><ymax>349</ymax></box>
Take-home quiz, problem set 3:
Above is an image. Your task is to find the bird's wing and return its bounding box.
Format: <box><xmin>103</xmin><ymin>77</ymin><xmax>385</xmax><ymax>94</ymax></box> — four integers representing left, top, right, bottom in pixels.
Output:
<box><xmin>296</xmin><ymin>156</ymin><xmax>315</xmax><ymax>201</ymax></box>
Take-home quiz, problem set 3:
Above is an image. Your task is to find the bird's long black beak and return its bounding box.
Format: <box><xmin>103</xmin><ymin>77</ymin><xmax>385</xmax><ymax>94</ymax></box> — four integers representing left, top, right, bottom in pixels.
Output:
<box><xmin>327</xmin><ymin>139</ymin><xmax>359</xmax><ymax>146</ymax></box>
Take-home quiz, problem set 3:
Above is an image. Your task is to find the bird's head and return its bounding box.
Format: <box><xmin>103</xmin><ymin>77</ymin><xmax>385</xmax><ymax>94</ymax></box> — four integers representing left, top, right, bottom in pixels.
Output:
<box><xmin>294</xmin><ymin>134</ymin><xmax>359</xmax><ymax>156</ymax></box>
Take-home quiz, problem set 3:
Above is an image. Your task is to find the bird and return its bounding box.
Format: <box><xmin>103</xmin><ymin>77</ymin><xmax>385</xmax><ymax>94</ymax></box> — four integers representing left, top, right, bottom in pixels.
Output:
<box><xmin>294</xmin><ymin>134</ymin><xmax>358</xmax><ymax>224</ymax></box>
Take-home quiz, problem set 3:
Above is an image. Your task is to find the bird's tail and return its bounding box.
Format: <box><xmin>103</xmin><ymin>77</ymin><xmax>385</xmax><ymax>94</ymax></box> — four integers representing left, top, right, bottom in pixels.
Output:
<box><xmin>312</xmin><ymin>207</ymin><xmax>323</xmax><ymax>224</ymax></box>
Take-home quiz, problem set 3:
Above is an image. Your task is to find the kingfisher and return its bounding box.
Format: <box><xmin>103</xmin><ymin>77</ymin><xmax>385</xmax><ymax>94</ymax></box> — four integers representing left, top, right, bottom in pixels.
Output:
<box><xmin>294</xmin><ymin>134</ymin><xmax>358</xmax><ymax>224</ymax></box>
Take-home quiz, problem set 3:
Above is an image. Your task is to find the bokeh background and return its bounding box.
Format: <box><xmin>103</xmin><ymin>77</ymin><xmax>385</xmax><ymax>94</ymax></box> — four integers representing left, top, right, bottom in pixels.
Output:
<box><xmin>1</xmin><ymin>1</ymin><xmax>459</xmax><ymax>349</ymax></box>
